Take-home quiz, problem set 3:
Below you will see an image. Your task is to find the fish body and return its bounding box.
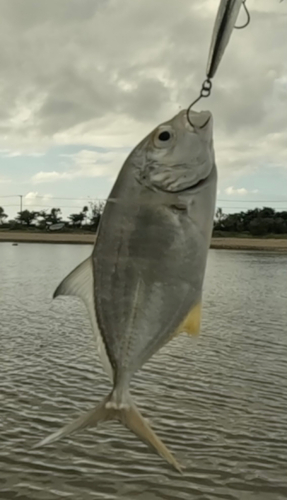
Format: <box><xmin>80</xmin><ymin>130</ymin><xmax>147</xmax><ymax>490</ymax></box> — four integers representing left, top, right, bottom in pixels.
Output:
<box><xmin>36</xmin><ymin>109</ymin><xmax>217</xmax><ymax>472</ymax></box>
<box><xmin>94</xmin><ymin>110</ymin><xmax>216</xmax><ymax>407</ymax></box>
<box><xmin>207</xmin><ymin>0</ymin><xmax>244</xmax><ymax>78</ymax></box>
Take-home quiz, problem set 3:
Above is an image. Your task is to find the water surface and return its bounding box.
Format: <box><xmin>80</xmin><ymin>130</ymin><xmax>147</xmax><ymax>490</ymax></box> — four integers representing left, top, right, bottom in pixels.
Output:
<box><xmin>0</xmin><ymin>243</ymin><xmax>287</xmax><ymax>500</ymax></box>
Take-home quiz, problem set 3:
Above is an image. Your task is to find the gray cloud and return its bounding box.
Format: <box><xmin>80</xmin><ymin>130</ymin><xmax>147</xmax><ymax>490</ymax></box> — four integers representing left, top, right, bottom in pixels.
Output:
<box><xmin>0</xmin><ymin>0</ymin><xmax>286</xmax><ymax>180</ymax></box>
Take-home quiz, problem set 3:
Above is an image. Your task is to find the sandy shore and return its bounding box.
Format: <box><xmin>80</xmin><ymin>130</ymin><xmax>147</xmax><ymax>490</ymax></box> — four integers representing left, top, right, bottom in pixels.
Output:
<box><xmin>0</xmin><ymin>231</ymin><xmax>95</xmax><ymax>245</ymax></box>
<box><xmin>211</xmin><ymin>237</ymin><xmax>287</xmax><ymax>252</ymax></box>
<box><xmin>1</xmin><ymin>231</ymin><xmax>287</xmax><ymax>252</ymax></box>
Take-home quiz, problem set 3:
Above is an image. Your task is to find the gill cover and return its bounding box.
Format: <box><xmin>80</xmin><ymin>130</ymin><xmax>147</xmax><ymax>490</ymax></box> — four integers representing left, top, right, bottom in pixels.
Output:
<box><xmin>136</xmin><ymin>110</ymin><xmax>214</xmax><ymax>193</ymax></box>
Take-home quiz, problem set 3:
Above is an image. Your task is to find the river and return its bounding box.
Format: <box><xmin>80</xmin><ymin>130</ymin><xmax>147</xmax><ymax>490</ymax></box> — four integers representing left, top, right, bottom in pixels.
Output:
<box><xmin>1</xmin><ymin>243</ymin><xmax>286</xmax><ymax>500</ymax></box>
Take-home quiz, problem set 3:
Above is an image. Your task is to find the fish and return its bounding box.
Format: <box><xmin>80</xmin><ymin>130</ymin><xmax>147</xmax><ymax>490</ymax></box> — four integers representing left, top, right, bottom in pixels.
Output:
<box><xmin>35</xmin><ymin>108</ymin><xmax>217</xmax><ymax>473</ymax></box>
<box><xmin>206</xmin><ymin>0</ymin><xmax>244</xmax><ymax>79</ymax></box>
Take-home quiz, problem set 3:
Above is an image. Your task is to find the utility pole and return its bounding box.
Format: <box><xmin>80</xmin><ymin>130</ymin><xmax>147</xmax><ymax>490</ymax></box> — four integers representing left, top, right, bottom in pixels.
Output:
<box><xmin>19</xmin><ymin>195</ymin><xmax>23</xmax><ymax>224</ymax></box>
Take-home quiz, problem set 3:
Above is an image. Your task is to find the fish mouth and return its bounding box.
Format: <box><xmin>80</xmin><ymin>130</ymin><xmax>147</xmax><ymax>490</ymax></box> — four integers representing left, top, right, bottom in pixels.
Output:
<box><xmin>170</xmin><ymin>110</ymin><xmax>213</xmax><ymax>194</ymax></box>
<box><xmin>199</xmin><ymin>115</ymin><xmax>211</xmax><ymax>129</ymax></box>
<box><xmin>184</xmin><ymin>110</ymin><xmax>211</xmax><ymax>130</ymax></box>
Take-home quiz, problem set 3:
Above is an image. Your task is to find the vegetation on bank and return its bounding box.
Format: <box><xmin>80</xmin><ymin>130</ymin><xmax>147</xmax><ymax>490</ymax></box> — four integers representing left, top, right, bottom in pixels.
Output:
<box><xmin>0</xmin><ymin>202</ymin><xmax>104</xmax><ymax>233</ymax></box>
<box><xmin>1</xmin><ymin>204</ymin><xmax>287</xmax><ymax>238</ymax></box>
<box><xmin>213</xmin><ymin>207</ymin><xmax>287</xmax><ymax>237</ymax></box>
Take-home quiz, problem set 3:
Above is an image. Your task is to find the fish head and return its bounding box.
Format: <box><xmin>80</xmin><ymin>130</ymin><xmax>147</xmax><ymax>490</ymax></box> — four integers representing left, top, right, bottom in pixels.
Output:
<box><xmin>134</xmin><ymin>109</ymin><xmax>215</xmax><ymax>193</ymax></box>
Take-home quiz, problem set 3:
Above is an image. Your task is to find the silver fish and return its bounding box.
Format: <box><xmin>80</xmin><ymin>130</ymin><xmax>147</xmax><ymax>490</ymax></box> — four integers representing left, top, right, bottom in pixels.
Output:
<box><xmin>35</xmin><ymin>109</ymin><xmax>217</xmax><ymax>472</ymax></box>
<box><xmin>207</xmin><ymin>0</ymin><xmax>244</xmax><ymax>79</ymax></box>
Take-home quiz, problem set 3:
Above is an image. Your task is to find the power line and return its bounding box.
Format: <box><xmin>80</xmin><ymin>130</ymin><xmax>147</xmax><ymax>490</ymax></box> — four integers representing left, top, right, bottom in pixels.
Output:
<box><xmin>1</xmin><ymin>204</ymin><xmax>22</xmax><ymax>207</ymax></box>
<box><xmin>0</xmin><ymin>195</ymin><xmax>20</xmax><ymax>198</ymax></box>
<box><xmin>217</xmin><ymin>199</ymin><xmax>287</xmax><ymax>203</ymax></box>
<box><xmin>1</xmin><ymin>194</ymin><xmax>287</xmax><ymax>213</ymax></box>
<box><xmin>0</xmin><ymin>195</ymin><xmax>103</xmax><ymax>201</ymax></box>
<box><xmin>30</xmin><ymin>196</ymin><xmax>94</xmax><ymax>201</ymax></box>
<box><xmin>217</xmin><ymin>207</ymin><xmax>287</xmax><ymax>210</ymax></box>
<box><xmin>1</xmin><ymin>194</ymin><xmax>287</xmax><ymax>203</ymax></box>
<box><xmin>1</xmin><ymin>204</ymin><xmax>92</xmax><ymax>209</ymax></box>
<box><xmin>2</xmin><ymin>203</ymin><xmax>287</xmax><ymax>211</ymax></box>
<box><xmin>18</xmin><ymin>205</ymin><xmax>93</xmax><ymax>209</ymax></box>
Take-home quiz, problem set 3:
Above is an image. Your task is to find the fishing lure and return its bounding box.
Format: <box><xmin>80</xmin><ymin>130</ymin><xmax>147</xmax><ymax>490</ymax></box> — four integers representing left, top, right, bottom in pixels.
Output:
<box><xmin>187</xmin><ymin>0</ymin><xmax>250</xmax><ymax>124</ymax></box>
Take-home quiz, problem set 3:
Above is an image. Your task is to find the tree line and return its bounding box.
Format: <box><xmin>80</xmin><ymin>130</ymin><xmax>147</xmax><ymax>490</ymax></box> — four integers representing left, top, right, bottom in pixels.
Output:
<box><xmin>0</xmin><ymin>202</ymin><xmax>105</xmax><ymax>231</ymax></box>
<box><xmin>214</xmin><ymin>207</ymin><xmax>287</xmax><ymax>236</ymax></box>
<box><xmin>0</xmin><ymin>204</ymin><xmax>287</xmax><ymax>236</ymax></box>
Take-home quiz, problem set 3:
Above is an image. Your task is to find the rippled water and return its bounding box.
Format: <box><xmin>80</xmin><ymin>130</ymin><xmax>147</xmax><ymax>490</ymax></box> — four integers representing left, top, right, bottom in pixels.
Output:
<box><xmin>0</xmin><ymin>243</ymin><xmax>287</xmax><ymax>500</ymax></box>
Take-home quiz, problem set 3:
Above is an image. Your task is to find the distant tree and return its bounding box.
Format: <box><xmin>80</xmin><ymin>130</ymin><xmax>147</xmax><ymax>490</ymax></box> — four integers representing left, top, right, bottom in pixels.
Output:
<box><xmin>38</xmin><ymin>208</ymin><xmax>62</xmax><ymax>224</ymax></box>
<box><xmin>36</xmin><ymin>208</ymin><xmax>62</xmax><ymax>228</ymax></box>
<box><xmin>260</xmin><ymin>207</ymin><xmax>276</xmax><ymax>218</ymax></box>
<box><xmin>214</xmin><ymin>207</ymin><xmax>225</xmax><ymax>230</ymax></box>
<box><xmin>215</xmin><ymin>207</ymin><xmax>224</xmax><ymax>222</ymax></box>
<box><xmin>276</xmin><ymin>211</ymin><xmax>287</xmax><ymax>222</ymax></box>
<box><xmin>243</xmin><ymin>209</ymin><xmax>260</xmax><ymax>227</ymax></box>
<box><xmin>273</xmin><ymin>217</ymin><xmax>287</xmax><ymax>234</ymax></box>
<box><xmin>213</xmin><ymin>206</ymin><xmax>287</xmax><ymax>236</ymax></box>
<box><xmin>249</xmin><ymin>218</ymin><xmax>268</xmax><ymax>236</ymax></box>
<box><xmin>82</xmin><ymin>205</ymin><xmax>89</xmax><ymax>219</ymax></box>
<box><xmin>7</xmin><ymin>219</ymin><xmax>21</xmax><ymax>229</ymax></box>
<box><xmin>16</xmin><ymin>210</ymin><xmax>38</xmax><ymax>226</ymax></box>
<box><xmin>48</xmin><ymin>208</ymin><xmax>62</xmax><ymax>224</ymax></box>
<box><xmin>89</xmin><ymin>201</ymin><xmax>105</xmax><ymax>229</ymax></box>
<box><xmin>0</xmin><ymin>206</ymin><xmax>8</xmax><ymax>225</ymax></box>
<box><xmin>68</xmin><ymin>206</ymin><xmax>89</xmax><ymax>228</ymax></box>
<box><xmin>215</xmin><ymin>212</ymin><xmax>245</xmax><ymax>233</ymax></box>
<box><xmin>36</xmin><ymin>210</ymin><xmax>47</xmax><ymax>229</ymax></box>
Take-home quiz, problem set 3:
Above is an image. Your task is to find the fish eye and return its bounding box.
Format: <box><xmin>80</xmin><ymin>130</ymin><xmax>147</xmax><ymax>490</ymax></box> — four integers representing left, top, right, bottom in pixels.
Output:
<box><xmin>153</xmin><ymin>126</ymin><xmax>174</xmax><ymax>149</ymax></box>
<box><xmin>158</xmin><ymin>131</ymin><xmax>171</xmax><ymax>141</ymax></box>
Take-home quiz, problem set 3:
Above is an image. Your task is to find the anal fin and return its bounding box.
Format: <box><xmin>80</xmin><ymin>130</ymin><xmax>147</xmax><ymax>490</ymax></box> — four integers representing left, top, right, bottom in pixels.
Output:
<box><xmin>174</xmin><ymin>302</ymin><xmax>202</xmax><ymax>338</ymax></box>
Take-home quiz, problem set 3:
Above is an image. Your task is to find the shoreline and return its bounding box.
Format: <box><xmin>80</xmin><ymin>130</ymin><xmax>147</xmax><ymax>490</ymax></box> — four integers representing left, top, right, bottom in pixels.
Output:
<box><xmin>1</xmin><ymin>231</ymin><xmax>287</xmax><ymax>252</ymax></box>
<box><xmin>0</xmin><ymin>231</ymin><xmax>95</xmax><ymax>245</ymax></box>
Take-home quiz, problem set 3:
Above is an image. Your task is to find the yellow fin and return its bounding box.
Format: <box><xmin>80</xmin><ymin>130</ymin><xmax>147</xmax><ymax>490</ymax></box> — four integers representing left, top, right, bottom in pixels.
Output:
<box><xmin>174</xmin><ymin>302</ymin><xmax>202</xmax><ymax>337</ymax></box>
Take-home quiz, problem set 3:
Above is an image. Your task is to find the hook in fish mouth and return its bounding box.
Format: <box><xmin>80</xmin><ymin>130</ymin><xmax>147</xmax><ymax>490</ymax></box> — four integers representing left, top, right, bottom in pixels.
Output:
<box><xmin>185</xmin><ymin>109</ymin><xmax>211</xmax><ymax>130</ymax></box>
<box><xmin>199</xmin><ymin>115</ymin><xmax>211</xmax><ymax>129</ymax></box>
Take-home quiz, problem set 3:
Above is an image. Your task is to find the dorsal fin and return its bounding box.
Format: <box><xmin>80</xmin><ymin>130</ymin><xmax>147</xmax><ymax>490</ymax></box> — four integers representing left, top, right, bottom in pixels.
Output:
<box><xmin>53</xmin><ymin>257</ymin><xmax>113</xmax><ymax>382</ymax></box>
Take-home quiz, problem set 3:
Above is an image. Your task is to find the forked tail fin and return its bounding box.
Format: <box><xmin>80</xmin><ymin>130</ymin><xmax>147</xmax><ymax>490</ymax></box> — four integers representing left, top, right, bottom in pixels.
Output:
<box><xmin>34</xmin><ymin>393</ymin><xmax>183</xmax><ymax>473</ymax></box>
<box><xmin>121</xmin><ymin>400</ymin><xmax>183</xmax><ymax>473</ymax></box>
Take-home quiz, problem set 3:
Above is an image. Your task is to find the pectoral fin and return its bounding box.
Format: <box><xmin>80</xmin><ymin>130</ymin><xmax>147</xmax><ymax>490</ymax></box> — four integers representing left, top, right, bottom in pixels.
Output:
<box><xmin>53</xmin><ymin>257</ymin><xmax>113</xmax><ymax>381</ymax></box>
<box><xmin>54</xmin><ymin>257</ymin><xmax>93</xmax><ymax>301</ymax></box>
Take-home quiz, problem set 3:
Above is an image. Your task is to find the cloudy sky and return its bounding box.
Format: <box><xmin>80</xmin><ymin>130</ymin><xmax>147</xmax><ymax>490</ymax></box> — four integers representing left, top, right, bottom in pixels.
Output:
<box><xmin>1</xmin><ymin>0</ymin><xmax>287</xmax><ymax>219</ymax></box>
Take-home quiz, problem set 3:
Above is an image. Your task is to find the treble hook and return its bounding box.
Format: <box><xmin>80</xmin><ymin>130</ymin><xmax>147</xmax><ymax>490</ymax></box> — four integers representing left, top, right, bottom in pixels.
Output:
<box><xmin>234</xmin><ymin>1</ymin><xmax>250</xmax><ymax>29</ymax></box>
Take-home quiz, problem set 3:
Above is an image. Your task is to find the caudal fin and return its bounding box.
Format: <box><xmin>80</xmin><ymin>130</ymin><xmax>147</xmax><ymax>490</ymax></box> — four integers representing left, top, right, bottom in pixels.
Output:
<box><xmin>122</xmin><ymin>400</ymin><xmax>183</xmax><ymax>473</ymax></box>
<box><xmin>33</xmin><ymin>396</ymin><xmax>111</xmax><ymax>448</ymax></box>
<box><xmin>34</xmin><ymin>393</ymin><xmax>183</xmax><ymax>473</ymax></box>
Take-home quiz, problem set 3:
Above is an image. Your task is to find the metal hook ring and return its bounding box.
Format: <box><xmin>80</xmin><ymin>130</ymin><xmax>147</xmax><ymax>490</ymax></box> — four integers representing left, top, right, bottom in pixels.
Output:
<box><xmin>234</xmin><ymin>1</ymin><xmax>250</xmax><ymax>30</ymax></box>
<box><xmin>186</xmin><ymin>78</ymin><xmax>212</xmax><ymax>126</ymax></box>
<box><xmin>200</xmin><ymin>79</ymin><xmax>212</xmax><ymax>97</ymax></box>
<box><xmin>201</xmin><ymin>79</ymin><xmax>212</xmax><ymax>91</ymax></box>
